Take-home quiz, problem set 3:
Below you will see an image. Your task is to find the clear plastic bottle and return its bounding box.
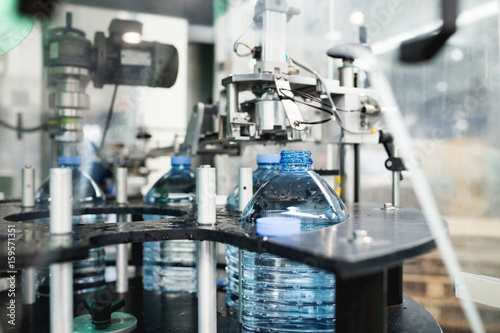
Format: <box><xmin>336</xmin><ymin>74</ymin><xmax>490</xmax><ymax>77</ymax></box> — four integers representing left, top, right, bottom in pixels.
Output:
<box><xmin>35</xmin><ymin>156</ymin><xmax>106</xmax><ymax>296</ymax></box>
<box><xmin>240</xmin><ymin>150</ymin><xmax>349</xmax><ymax>332</ymax></box>
<box><xmin>142</xmin><ymin>156</ymin><xmax>197</xmax><ymax>292</ymax></box>
<box><xmin>226</xmin><ymin>154</ymin><xmax>280</xmax><ymax>308</ymax></box>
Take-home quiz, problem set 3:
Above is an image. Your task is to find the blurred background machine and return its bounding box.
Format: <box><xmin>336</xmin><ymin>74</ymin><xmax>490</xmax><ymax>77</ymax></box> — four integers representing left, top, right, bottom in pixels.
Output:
<box><xmin>0</xmin><ymin>0</ymin><xmax>499</xmax><ymax>332</ymax></box>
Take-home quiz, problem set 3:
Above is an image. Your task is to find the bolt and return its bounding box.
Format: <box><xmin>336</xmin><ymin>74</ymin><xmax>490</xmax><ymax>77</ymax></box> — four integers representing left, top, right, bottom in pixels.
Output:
<box><xmin>384</xmin><ymin>203</ymin><xmax>392</xmax><ymax>209</ymax></box>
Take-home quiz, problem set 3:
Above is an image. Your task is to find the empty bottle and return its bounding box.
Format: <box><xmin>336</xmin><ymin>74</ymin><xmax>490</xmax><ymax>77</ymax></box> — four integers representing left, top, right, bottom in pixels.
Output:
<box><xmin>226</xmin><ymin>154</ymin><xmax>280</xmax><ymax>308</ymax></box>
<box><xmin>240</xmin><ymin>150</ymin><xmax>349</xmax><ymax>332</ymax></box>
<box><xmin>143</xmin><ymin>156</ymin><xmax>197</xmax><ymax>292</ymax></box>
<box><xmin>35</xmin><ymin>155</ymin><xmax>106</xmax><ymax>296</ymax></box>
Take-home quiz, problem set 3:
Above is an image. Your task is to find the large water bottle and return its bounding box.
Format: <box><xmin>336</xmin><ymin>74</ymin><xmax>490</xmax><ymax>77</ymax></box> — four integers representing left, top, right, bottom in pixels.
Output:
<box><xmin>240</xmin><ymin>150</ymin><xmax>349</xmax><ymax>332</ymax></box>
<box><xmin>226</xmin><ymin>154</ymin><xmax>280</xmax><ymax>308</ymax></box>
<box><xmin>35</xmin><ymin>156</ymin><xmax>106</xmax><ymax>296</ymax></box>
<box><xmin>142</xmin><ymin>156</ymin><xmax>197</xmax><ymax>292</ymax></box>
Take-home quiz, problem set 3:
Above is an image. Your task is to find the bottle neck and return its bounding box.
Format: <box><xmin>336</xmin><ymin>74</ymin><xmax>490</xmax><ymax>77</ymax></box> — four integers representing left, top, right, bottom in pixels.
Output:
<box><xmin>59</xmin><ymin>164</ymin><xmax>79</xmax><ymax>170</ymax></box>
<box><xmin>171</xmin><ymin>164</ymin><xmax>191</xmax><ymax>171</ymax></box>
<box><xmin>280</xmin><ymin>151</ymin><xmax>312</xmax><ymax>172</ymax></box>
<box><xmin>257</xmin><ymin>163</ymin><xmax>280</xmax><ymax>170</ymax></box>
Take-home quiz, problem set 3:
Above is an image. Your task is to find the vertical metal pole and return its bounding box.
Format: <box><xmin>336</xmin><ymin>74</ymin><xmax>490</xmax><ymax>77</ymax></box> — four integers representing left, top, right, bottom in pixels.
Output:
<box><xmin>354</xmin><ymin>143</ymin><xmax>360</xmax><ymax>202</ymax></box>
<box><xmin>49</xmin><ymin>168</ymin><xmax>73</xmax><ymax>333</ymax></box>
<box><xmin>196</xmin><ymin>165</ymin><xmax>217</xmax><ymax>333</ymax></box>
<box><xmin>116</xmin><ymin>167</ymin><xmax>129</xmax><ymax>293</ymax></box>
<box><xmin>341</xmin><ymin>144</ymin><xmax>358</xmax><ymax>203</ymax></box>
<box><xmin>238</xmin><ymin>167</ymin><xmax>252</xmax><ymax>323</ymax></box>
<box><xmin>21</xmin><ymin>165</ymin><xmax>36</xmax><ymax>304</ymax></box>
<box><xmin>226</xmin><ymin>83</ymin><xmax>239</xmax><ymax>138</ymax></box>
<box><xmin>392</xmin><ymin>145</ymin><xmax>400</xmax><ymax>207</ymax></box>
<box><xmin>238</xmin><ymin>167</ymin><xmax>253</xmax><ymax>212</ymax></box>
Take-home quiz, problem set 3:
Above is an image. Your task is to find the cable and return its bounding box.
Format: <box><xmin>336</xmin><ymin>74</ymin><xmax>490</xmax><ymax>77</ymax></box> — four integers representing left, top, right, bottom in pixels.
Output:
<box><xmin>279</xmin><ymin>89</ymin><xmax>335</xmax><ymax>125</ymax></box>
<box><xmin>0</xmin><ymin>119</ymin><xmax>46</xmax><ymax>132</ymax></box>
<box><xmin>289</xmin><ymin>57</ymin><xmax>369</xmax><ymax>135</ymax></box>
<box><xmin>233</xmin><ymin>22</ymin><xmax>255</xmax><ymax>57</ymax></box>
<box><xmin>98</xmin><ymin>85</ymin><xmax>118</xmax><ymax>156</ymax></box>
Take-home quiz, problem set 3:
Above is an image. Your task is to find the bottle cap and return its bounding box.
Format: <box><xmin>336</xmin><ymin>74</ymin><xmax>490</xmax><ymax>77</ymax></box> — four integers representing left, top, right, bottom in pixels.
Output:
<box><xmin>171</xmin><ymin>156</ymin><xmax>191</xmax><ymax>166</ymax></box>
<box><xmin>57</xmin><ymin>156</ymin><xmax>81</xmax><ymax>166</ymax></box>
<box><xmin>256</xmin><ymin>217</ymin><xmax>301</xmax><ymax>237</ymax></box>
<box><xmin>257</xmin><ymin>154</ymin><xmax>280</xmax><ymax>164</ymax></box>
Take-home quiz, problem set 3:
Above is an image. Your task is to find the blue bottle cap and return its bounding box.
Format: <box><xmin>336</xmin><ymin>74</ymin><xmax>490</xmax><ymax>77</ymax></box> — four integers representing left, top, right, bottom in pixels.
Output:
<box><xmin>57</xmin><ymin>156</ymin><xmax>81</xmax><ymax>166</ymax></box>
<box><xmin>257</xmin><ymin>154</ymin><xmax>280</xmax><ymax>164</ymax></box>
<box><xmin>171</xmin><ymin>156</ymin><xmax>191</xmax><ymax>166</ymax></box>
<box><xmin>256</xmin><ymin>217</ymin><xmax>301</xmax><ymax>237</ymax></box>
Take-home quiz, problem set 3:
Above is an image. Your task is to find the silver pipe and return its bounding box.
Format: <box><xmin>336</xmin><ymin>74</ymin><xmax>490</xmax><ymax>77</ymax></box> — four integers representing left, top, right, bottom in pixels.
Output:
<box><xmin>21</xmin><ymin>165</ymin><xmax>36</xmax><ymax>304</ymax></box>
<box><xmin>197</xmin><ymin>241</ymin><xmax>217</xmax><ymax>333</ymax></box>
<box><xmin>392</xmin><ymin>146</ymin><xmax>400</xmax><ymax>207</ymax></box>
<box><xmin>21</xmin><ymin>165</ymin><xmax>35</xmax><ymax>208</ymax></box>
<box><xmin>196</xmin><ymin>165</ymin><xmax>217</xmax><ymax>333</ymax></box>
<box><xmin>50</xmin><ymin>253</ymin><xmax>72</xmax><ymax>333</ymax></box>
<box><xmin>21</xmin><ymin>268</ymin><xmax>36</xmax><ymax>305</ymax></box>
<box><xmin>115</xmin><ymin>167</ymin><xmax>129</xmax><ymax>293</ymax></box>
<box><xmin>226</xmin><ymin>83</ymin><xmax>239</xmax><ymax>139</ymax></box>
<box><xmin>238</xmin><ymin>167</ymin><xmax>253</xmax><ymax>212</ymax></box>
<box><xmin>49</xmin><ymin>168</ymin><xmax>73</xmax><ymax>333</ymax></box>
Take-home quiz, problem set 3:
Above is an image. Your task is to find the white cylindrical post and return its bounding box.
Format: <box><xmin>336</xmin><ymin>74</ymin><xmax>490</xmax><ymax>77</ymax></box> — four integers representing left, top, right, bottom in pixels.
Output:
<box><xmin>50</xmin><ymin>168</ymin><xmax>72</xmax><ymax>235</ymax></box>
<box><xmin>116</xmin><ymin>167</ymin><xmax>128</xmax><ymax>206</ymax></box>
<box><xmin>22</xmin><ymin>165</ymin><xmax>35</xmax><ymax>208</ymax></box>
<box><xmin>196</xmin><ymin>165</ymin><xmax>217</xmax><ymax>333</ymax></box>
<box><xmin>392</xmin><ymin>146</ymin><xmax>400</xmax><ymax>207</ymax></box>
<box><xmin>197</xmin><ymin>165</ymin><xmax>216</xmax><ymax>225</ymax></box>
<box><xmin>238</xmin><ymin>167</ymin><xmax>253</xmax><ymax>212</ymax></box>
<box><xmin>49</xmin><ymin>168</ymin><xmax>73</xmax><ymax>333</ymax></box>
<box><xmin>115</xmin><ymin>167</ymin><xmax>129</xmax><ymax>293</ymax></box>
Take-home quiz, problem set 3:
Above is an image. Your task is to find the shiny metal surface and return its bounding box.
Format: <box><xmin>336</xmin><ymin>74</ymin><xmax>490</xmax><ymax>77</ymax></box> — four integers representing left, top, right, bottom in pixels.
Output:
<box><xmin>197</xmin><ymin>240</ymin><xmax>217</xmax><ymax>333</ymax></box>
<box><xmin>116</xmin><ymin>167</ymin><xmax>129</xmax><ymax>293</ymax></box>
<box><xmin>50</xmin><ymin>235</ymin><xmax>73</xmax><ymax>333</ymax></box>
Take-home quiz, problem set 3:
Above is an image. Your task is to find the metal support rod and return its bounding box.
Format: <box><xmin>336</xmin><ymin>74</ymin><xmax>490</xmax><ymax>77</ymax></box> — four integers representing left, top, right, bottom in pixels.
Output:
<box><xmin>49</xmin><ymin>168</ymin><xmax>73</xmax><ymax>333</ymax></box>
<box><xmin>226</xmin><ymin>83</ymin><xmax>239</xmax><ymax>139</ymax></box>
<box><xmin>22</xmin><ymin>165</ymin><xmax>35</xmax><ymax>208</ymax></box>
<box><xmin>392</xmin><ymin>146</ymin><xmax>401</xmax><ymax>207</ymax></box>
<box><xmin>22</xmin><ymin>268</ymin><xmax>36</xmax><ymax>305</ymax></box>
<box><xmin>340</xmin><ymin>144</ymin><xmax>360</xmax><ymax>203</ymax></box>
<box><xmin>238</xmin><ymin>167</ymin><xmax>253</xmax><ymax>212</ymax></box>
<box><xmin>116</xmin><ymin>167</ymin><xmax>129</xmax><ymax>293</ymax></box>
<box><xmin>21</xmin><ymin>165</ymin><xmax>36</xmax><ymax>304</ymax></box>
<box><xmin>238</xmin><ymin>248</ymin><xmax>243</xmax><ymax>324</ymax></box>
<box><xmin>196</xmin><ymin>165</ymin><xmax>217</xmax><ymax>333</ymax></box>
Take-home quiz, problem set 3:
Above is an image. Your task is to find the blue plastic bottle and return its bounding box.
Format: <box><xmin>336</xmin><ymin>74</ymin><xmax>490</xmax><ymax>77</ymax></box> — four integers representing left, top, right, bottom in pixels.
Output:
<box><xmin>240</xmin><ymin>150</ymin><xmax>349</xmax><ymax>332</ymax></box>
<box><xmin>143</xmin><ymin>156</ymin><xmax>197</xmax><ymax>292</ymax></box>
<box><xmin>226</xmin><ymin>154</ymin><xmax>280</xmax><ymax>308</ymax></box>
<box><xmin>35</xmin><ymin>156</ymin><xmax>106</xmax><ymax>296</ymax></box>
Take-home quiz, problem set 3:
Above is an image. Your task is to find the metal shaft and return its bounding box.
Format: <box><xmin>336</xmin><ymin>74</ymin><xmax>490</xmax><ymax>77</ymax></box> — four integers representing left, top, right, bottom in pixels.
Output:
<box><xmin>21</xmin><ymin>165</ymin><xmax>36</xmax><ymax>304</ymax></box>
<box><xmin>115</xmin><ymin>167</ymin><xmax>129</xmax><ymax>293</ymax></box>
<box><xmin>226</xmin><ymin>83</ymin><xmax>239</xmax><ymax>139</ymax></box>
<box><xmin>196</xmin><ymin>165</ymin><xmax>217</xmax><ymax>333</ymax></box>
<box><xmin>392</xmin><ymin>146</ymin><xmax>400</xmax><ymax>207</ymax></box>
<box><xmin>197</xmin><ymin>241</ymin><xmax>217</xmax><ymax>333</ymax></box>
<box><xmin>49</xmin><ymin>168</ymin><xmax>73</xmax><ymax>333</ymax></box>
<box><xmin>22</xmin><ymin>165</ymin><xmax>35</xmax><ymax>208</ymax></box>
<box><xmin>238</xmin><ymin>167</ymin><xmax>253</xmax><ymax>212</ymax></box>
<box><xmin>22</xmin><ymin>268</ymin><xmax>36</xmax><ymax>304</ymax></box>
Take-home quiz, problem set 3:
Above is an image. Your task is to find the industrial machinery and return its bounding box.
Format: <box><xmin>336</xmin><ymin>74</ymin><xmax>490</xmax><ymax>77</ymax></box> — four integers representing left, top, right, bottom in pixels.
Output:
<box><xmin>0</xmin><ymin>0</ymin><xmax>492</xmax><ymax>332</ymax></box>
